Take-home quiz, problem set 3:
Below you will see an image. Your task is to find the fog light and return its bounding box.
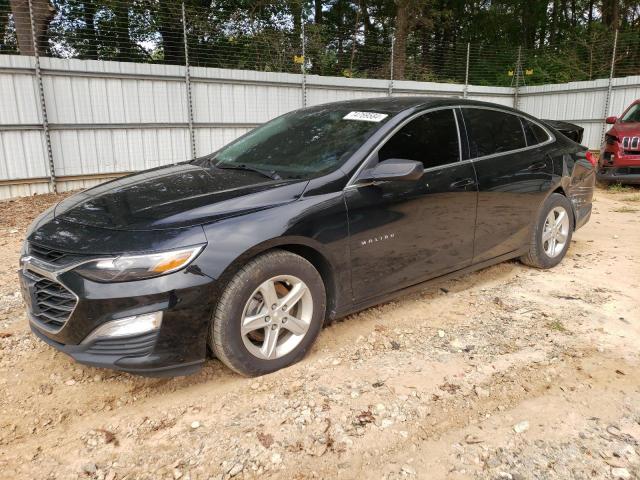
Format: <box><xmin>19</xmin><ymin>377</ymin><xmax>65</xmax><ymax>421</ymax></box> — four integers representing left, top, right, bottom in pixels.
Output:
<box><xmin>82</xmin><ymin>312</ymin><xmax>163</xmax><ymax>344</ymax></box>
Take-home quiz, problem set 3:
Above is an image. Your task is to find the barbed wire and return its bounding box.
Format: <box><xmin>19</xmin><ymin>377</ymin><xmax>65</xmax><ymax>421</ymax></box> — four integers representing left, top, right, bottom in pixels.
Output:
<box><xmin>1</xmin><ymin>1</ymin><xmax>639</xmax><ymax>87</ymax></box>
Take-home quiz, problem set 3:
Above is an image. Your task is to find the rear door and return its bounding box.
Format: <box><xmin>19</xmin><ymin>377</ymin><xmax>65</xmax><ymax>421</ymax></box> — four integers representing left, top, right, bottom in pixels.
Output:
<box><xmin>461</xmin><ymin>107</ymin><xmax>555</xmax><ymax>263</ymax></box>
<box><xmin>345</xmin><ymin>108</ymin><xmax>478</xmax><ymax>303</ymax></box>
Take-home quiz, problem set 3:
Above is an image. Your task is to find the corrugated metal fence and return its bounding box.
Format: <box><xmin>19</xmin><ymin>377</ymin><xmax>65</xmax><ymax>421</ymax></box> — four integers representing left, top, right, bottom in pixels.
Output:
<box><xmin>520</xmin><ymin>76</ymin><xmax>640</xmax><ymax>150</ymax></box>
<box><xmin>1</xmin><ymin>54</ymin><xmax>639</xmax><ymax>200</ymax></box>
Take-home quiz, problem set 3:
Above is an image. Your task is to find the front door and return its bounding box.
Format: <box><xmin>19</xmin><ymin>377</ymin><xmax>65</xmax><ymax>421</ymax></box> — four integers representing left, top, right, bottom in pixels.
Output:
<box><xmin>345</xmin><ymin>108</ymin><xmax>478</xmax><ymax>303</ymax></box>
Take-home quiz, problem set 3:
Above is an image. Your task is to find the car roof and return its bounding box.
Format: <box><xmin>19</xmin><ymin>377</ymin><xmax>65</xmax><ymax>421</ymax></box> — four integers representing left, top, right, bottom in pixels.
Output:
<box><xmin>310</xmin><ymin>96</ymin><xmax>521</xmax><ymax>115</ymax></box>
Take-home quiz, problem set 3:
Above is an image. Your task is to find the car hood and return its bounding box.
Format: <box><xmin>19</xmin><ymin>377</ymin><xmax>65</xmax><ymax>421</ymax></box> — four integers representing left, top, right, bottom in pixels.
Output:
<box><xmin>609</xmin><ymin>122</ymin><xmax>640</xmax><ymax>137</ymax></box>
<box><xmin>54</xmin><ymin>163</ymin><xmax>309</xmax><ymax>230</ymax></box>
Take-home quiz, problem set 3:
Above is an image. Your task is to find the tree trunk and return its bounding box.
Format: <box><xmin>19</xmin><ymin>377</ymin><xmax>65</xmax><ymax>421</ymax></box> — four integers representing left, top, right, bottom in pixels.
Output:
<box><xmin>393</xmin><ymin>0</ymin><xmax>410</xmax><ymax>80</ymax></box>
<box><xmin>361</xmin><ymin>0</ymin><xmax>377</xmax><ymax>49</ymax></box>
<box><xmin>113</xmin><ymin>0</ymin><xmax>134</xmax><ymax>61</ymax></box>
<box><xmin>314</xmin><ymin>0</ymin><xmax>323</xmax><ymax>24</ymax></box>
<box><xmin>433</xmin><ymin>0</ymin><xmax>449</xmax><ymax>77</ymax></box>
<box><xmin>538</xmin><ymin>1</ymin><xmax>548</xmax><ymax>46</ymax></box>
<box><xmin>349</xmin><ymin>7</ymin><xmax>360</xmax><ymax>74</ymax></box>
<box><xmin>419</xmin><ymin>24</ymin><xmax>430</xmax><ymax>69</ymax></box>
<box><xmin>83</xmin><ymin>1</ymin><xmax>98</xmax><ymax>60</ymax></box>
<box><xmin>549</xmin><ymin>0</ymin><xmax>558</xmax><ymax>44</ymax></box>
<box><xmin>520</xmin><ymin>2</ymin><xmax>529</xmax><ymax>48</ymax></box>
<box><xmin>157</xmin><ymin>1</ymin><xmax>184</xmax><ymax>64</ymax></box>
<box><xmin>361</xmin><ymin>0</ymin><xmax>381</xmax><ymax>73</ymax></box>
<box><xmin>601</xmin><ymin>0</ymin><xmax>619</xmax><ymax>28</ymax></box>
<box><xmin>560</xmin><ymin>0</ymin><xmax>568</xmax><ymax>37</ymax></box>
<box><xmin>290</xmin><ymin>0</ymin><xmax>302</xmax><ymax>39</ymax></box>
<box><xmin>9</xmin><ymin>0</ymin><xmax>54</xmax><ymax>56</ymax></box>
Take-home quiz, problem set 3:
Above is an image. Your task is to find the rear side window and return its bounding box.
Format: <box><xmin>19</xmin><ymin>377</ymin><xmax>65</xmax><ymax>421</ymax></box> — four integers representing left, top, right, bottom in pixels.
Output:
<box><xmin>521</xmin><ymin>118</ymin><xmax>550</xmax><ymax>146</ymax></box>
<box><xmin>378</xmin><ymin>109</ymin><xmax>460</xmax><ymax>169</ymax></box>
<box><xmin>462</xmin><ymin>108</ymin><xmax>526</xmax><ymax>157</ymax></box>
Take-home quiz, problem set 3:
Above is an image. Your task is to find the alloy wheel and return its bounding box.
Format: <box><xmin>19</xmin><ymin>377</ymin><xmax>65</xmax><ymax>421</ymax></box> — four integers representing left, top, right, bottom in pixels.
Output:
<box><xmin>542</xmin><ymin>206</ymin><xmax>570</xmax><ymax>258</ymax></box>
<box><xmin>240</xmin><ymin>275</ymin><xmax>314</xmax><ymax>360</ymax></box>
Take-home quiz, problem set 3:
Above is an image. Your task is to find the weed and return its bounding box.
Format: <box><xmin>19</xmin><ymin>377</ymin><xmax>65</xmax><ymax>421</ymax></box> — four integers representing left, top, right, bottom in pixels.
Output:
<box><xmin>547</xmin><ymin>320</ymin><xmax>568</xmax><ymax>333</ymax></box>
<box><xmin>608</xmin><ymin>183</ymin><xmax>633</xmax><ymax>193</ymax></box>
<box><xmin>613</xmin><ymin>206</ymin><xmax>639</xmax><ymax>213</ymax></box>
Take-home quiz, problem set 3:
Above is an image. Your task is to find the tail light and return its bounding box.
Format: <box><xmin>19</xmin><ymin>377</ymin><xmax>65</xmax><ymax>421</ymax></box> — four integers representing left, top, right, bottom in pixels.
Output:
<box><xmin>585</xmin><ymin>151</ymin><xmax>597</xmax><ymax>167</ymax></box>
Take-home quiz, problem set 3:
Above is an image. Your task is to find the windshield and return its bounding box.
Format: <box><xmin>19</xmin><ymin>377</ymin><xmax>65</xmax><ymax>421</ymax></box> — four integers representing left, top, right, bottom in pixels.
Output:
<box><xmin>621</xmin><ymin>103</ymin><xmax>640</xmax><ymax>123</ymax></box>
<box><xmin>210</xmin><ymin>107</ymin><xmax>391</xmax><ymax>179</ymax></box>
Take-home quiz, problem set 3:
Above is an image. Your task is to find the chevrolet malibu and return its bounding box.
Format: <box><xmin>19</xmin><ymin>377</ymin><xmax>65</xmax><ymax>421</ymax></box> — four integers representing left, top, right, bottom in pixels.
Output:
<box><xmin>20</xmin><ymin>98</ymin><xmax>596</xmax><ymax>377</ymax></box>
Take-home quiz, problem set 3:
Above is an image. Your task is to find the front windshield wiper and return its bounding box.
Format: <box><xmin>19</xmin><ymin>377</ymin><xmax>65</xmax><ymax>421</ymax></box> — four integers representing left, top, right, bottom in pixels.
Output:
<box><xmin>215</xmin><ymin>163</ymin><xmax>282</xmax><ymax>180</ymax></box>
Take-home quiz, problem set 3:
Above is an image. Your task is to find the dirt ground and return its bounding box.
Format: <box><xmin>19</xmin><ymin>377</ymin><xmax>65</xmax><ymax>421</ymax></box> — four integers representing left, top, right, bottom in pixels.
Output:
<box><xmin>0</xmin><ymin>186</ymin><xmax>639</xmax><ymax>480</ymax></box>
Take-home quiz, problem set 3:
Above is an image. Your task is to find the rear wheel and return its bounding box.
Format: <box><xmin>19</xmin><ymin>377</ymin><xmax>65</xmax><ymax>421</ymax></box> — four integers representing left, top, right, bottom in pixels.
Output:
<box><xmin>520</xmin><ymin>193</ymin><xmax>574</xmax><ymax>269</ymax></box>
<box><xmin>210</xmin><ymin>250</ymin><xmax>326</xmax><ymax>376</ymax></box>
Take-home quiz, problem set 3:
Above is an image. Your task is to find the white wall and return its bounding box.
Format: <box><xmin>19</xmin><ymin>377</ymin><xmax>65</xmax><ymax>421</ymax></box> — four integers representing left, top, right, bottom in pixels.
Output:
<box><xmin>1</xmin><ymin>54</ymin><xmax>638</xmax><ymax>200</ymax></box>
<box><xmin>518</xmin><ymin>74</ymin><xmax>640</xmax><ymax>149</ymax></box>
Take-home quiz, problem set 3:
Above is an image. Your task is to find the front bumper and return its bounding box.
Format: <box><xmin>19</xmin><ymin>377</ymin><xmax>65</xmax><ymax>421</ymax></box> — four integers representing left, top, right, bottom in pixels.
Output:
<box><xmin>574</xmin><ymin>203</ymin><xmax>592</xmax><ymax>230</ymax></box>
<box><xmin>599</xmin><ymin>145</ymin><xmax>640</xmax><ymax>184</ymax></box>
<box><xmin>19</xmin><ymin>256</ymin><xmax>217</xmax><ymax>377</ymax></box>
<box><xmin>597</xmin><ymin>167</ymin><xmax>640</xmax><ymax>185</ymax></box>
<box><xmin>30</xmin><ymin>325</ymin><xmax>204</xmax><ymax>376</ymax></box>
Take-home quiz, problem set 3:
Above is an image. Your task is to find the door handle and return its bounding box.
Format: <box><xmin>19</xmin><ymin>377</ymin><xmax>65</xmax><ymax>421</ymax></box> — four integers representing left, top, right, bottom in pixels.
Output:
<box><xmin>449</xmin><ymin>177</ymin><xmax>476</xmax><ymax>189</ymax></box>
<box><xmin>527</xmin><ymin>161</ymin><xmax>547</xmax><ymax>172</ymax></box>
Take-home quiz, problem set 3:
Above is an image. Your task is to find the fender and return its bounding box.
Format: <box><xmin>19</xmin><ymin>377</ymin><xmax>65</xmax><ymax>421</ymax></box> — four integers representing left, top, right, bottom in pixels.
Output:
<box><xmin>197</xmin><ymin>191</ymin><xmax>351</xmax><ymax>318</ymax></box>
<box><xmin>541</xmin><ymin>181</ymin><xmax>578</xmax><ymax>230</ymax></box>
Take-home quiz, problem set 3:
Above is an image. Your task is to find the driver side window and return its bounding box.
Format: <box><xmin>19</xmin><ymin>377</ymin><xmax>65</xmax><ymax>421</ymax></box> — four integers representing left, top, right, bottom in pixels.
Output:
<box><xmin>378</xmin><ymin>109</ymin><xmax>460</xmax><ymax>169</ymax></box>
<box><xmin>622</xmin><ymin>103</ymin><xmax>640</xmax><ymax>123</ymax></box>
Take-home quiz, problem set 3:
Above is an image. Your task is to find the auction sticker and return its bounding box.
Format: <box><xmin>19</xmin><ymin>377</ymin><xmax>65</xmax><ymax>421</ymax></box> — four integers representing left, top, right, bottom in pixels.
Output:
<box><xmin>343</xmin><ymin>111</ymin><xmax>388</xmax><ymax>122</ymax></box>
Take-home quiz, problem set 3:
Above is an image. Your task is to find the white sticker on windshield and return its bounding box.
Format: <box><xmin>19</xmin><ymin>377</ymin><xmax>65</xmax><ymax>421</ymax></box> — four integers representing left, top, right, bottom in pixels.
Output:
<box><xmin>343</xmin><ymin>111</ymin><xmax>388</xmax><ymax>122</ymax></box>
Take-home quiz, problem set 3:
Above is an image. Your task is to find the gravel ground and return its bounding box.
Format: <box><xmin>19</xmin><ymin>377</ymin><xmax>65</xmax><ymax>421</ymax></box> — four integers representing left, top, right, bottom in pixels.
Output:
<box><xmin>0</xmin><ymin>187</ymin><xmax>639</xmax><ymax>480</ymax></box>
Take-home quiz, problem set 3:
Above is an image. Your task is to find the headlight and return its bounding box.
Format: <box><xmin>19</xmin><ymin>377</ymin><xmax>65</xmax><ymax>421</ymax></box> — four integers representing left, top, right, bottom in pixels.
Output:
<box><xmin>74</xmin><ymin>245</ymin><xmax>205</xmax><ymax>282</ymax></box>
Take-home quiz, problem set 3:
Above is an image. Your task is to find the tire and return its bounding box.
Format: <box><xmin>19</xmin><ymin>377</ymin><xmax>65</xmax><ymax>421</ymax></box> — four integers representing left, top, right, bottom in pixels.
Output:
<box><xmin>210</xmin><ymin>250</ymin><xmax>326</xmax><ymax>377</ymax></box>
<box><xmin>520</xmin><ymin>193</ymin><xmax>575</xmax><ymax>269</ymax></box>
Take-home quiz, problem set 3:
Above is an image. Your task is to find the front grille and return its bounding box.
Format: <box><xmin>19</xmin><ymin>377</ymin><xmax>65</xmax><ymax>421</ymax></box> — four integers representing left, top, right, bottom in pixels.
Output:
<box><xmin>24</xmin><ymin>269</ymin><xmax>77</xmax><ymax>329</ymax></box>
<box><xmin>622</xmin><ymin>136</ymin><xmax>640</xmax><ymax>152</ymax></box>
<box><xmin>28</xmin><ymin>242</ymin><xmax>68</xmax><ymax>263</ymax></box>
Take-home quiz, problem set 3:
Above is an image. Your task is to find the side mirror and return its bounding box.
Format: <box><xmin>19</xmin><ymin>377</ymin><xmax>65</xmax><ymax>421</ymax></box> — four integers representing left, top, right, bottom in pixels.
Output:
<box><xmin>605</xmin><ymin>116</ymin><xmax>617</xmax><ymax>124</ymax></box>
<box><xmin>358</xmin><ymin>158</ymin><xmax>424</xmax><ymax>183</ymax></box>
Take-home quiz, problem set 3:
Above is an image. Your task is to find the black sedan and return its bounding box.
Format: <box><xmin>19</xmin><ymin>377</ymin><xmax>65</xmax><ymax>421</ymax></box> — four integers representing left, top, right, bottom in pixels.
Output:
<box><xmin>19</xmin><ymin>98</ymin><xmax>595</xmax><ymax>377</ymax></box>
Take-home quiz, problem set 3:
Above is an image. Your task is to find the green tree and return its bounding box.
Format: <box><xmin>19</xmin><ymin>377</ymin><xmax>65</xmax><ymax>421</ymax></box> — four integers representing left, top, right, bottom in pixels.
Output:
<box><xmin>9</xmin><ymin>0</ymin><xmax>54</xmax><ymax>55</ymax></box>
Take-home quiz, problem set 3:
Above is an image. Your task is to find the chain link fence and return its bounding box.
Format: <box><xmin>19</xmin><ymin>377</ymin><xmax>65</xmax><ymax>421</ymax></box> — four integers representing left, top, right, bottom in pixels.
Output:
<box><xmin>1</xmin><ymin>1</ymin><xmax>639</xmax><ymax>197</ymax></box>
<box><xmin>2</xmin><ymin>1</ymin><xmax>639</xmax><ymax>87</ymax></box>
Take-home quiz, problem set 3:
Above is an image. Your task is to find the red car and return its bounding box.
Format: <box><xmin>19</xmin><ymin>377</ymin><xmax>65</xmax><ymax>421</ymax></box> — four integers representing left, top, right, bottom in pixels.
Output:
<box><xmin>599</xmin><ymin>99</ymin><xmax>640</xmax><ymax>184</ymax></box>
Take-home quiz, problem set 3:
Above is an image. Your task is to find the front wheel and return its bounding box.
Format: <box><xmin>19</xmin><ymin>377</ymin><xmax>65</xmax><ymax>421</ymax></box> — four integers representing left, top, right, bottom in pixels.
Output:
<box><xmin>210</xmin><ymin>250</ymin><xmax>326</xmax><ymax>376</ymax></box>
<box><xmin>520</xmin><ymin>193</ymin><xmax>574</xmax><ymax>269</ymax></box>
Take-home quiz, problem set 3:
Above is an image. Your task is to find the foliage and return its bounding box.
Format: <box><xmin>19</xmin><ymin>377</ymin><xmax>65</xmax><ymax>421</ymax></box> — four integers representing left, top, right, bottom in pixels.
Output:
<box><xmin>0</xmin><ymin>0</ymin><xmax>17</xmax><ymax>53</ymax></box>
<box><xmin>0</xmin><ymin>0</ymin><xmax>639</xmax><ymax>86</ymax></box>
